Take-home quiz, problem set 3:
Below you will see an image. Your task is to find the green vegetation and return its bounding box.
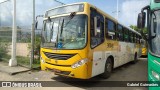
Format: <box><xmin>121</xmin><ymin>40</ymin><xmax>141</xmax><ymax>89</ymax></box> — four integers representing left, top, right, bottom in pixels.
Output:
<box><xmin>17</xmin><ymin>56</ymin><xmax>40</xmax><ymax>68</ymax></box>
<box><xmin>0</xmin><ymin>43</ymin><xmax>10</xmax><ymax>59</ymax></box>
<box><xmin>28</xmin><ymin>35</ymin><xmax>41</xmax><ymax>61</ymax></box>
<box><xmin>0</xmin><ymin>54</ymin><xmax>40</xmax><ymax>69</ymax></box>
<box><xmin>0</xmin><ymin>26</ymin><xmax>32</xmax><ymax>43</ymax></box>
<box><xmin>130</xmin><ymin>25</ymin><xmax>147</xmax><ymax>34</ymax></box>
<box><xmin>0</xmin><ymin>26</ymin><xmax>41</xmax><ymax>69</ymax></box>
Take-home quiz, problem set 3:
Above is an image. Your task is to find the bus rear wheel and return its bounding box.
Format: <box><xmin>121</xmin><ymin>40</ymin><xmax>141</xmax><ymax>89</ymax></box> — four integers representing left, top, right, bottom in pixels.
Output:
<box><xmin>101</xmin><ymin>58</ymin><xmax>112</xmax><ymax>79</ymax></box>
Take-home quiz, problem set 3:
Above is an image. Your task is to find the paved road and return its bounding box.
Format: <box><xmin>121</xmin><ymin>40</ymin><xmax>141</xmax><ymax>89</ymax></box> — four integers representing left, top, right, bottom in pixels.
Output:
<box><xmin>0</xmin><ymin>58</ymin><xmax>148</xmax><ymax>90</ymax></box>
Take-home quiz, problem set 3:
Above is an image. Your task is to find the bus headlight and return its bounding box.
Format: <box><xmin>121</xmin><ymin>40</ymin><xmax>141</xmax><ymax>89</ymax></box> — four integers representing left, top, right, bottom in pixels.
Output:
<box><xmin>41</xmin><ymin>56</ymin><xmax>45</xmax><ymax>63</ymax></box>
<box><xmin>71</xmin><ymin>58</ymin><xmax>88</xmax><ymax>69</ymax></box>
<box><xmin>152</xmin><ymin>71</ymin><xmax>159</xmax><ymax>80</ymax></box>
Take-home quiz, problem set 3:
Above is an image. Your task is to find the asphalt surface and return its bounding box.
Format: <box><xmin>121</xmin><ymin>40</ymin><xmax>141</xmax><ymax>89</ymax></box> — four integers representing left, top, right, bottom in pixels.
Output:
<box><xmin>0</xmin><ymin>58</ymin><xmax>148</xmax><ymax>90</ymax></box>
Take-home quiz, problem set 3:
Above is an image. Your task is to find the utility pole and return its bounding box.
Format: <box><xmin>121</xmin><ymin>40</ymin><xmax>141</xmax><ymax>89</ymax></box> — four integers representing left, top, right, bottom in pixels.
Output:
<box><xmin>112</xmin><ymin>11</ymin><xmax>120</xmax><ymax>20</ymax></box>
<box><xmin>9</xmin><ymin>0</ymin><xmax>17</xmax><ymax>66</ymax></box>
<box><xmin>30</xmin><ymin>0</ymin><xmax>35</xmax><ymax>68</ymax></box>
<box><xmin>134</xmin><ymin>10</ymin><xmax>137</xmax><ymax>25</ymax></box>
<box><xmin>29</xmin><ymin>0</ymin><xmax>65</xmax><ymax>68</ymax></box>
<box><xmin>117</xmin><ymin>0</ymin><xmax>119</xmax><ymax>20</ymax></box>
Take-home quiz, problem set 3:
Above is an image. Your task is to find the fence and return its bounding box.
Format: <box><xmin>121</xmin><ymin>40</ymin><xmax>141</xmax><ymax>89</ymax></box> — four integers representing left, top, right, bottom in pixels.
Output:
<box><xmin>0</xmin><ymin>0</ymin><xmax>62</xmax><ymax>68</ymax></box>
<box><xmin>0</xmin><ymin>26</ymin><xmax>41</xmax><ymax>68</ymax></box>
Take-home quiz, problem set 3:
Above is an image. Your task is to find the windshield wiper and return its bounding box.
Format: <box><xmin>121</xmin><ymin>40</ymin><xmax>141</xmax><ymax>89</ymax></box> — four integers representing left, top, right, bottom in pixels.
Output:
<box><xmin>57</xmin><ymin>18</ymin><xmax>64</xmax><ymax>49</ymax></box>
<box><xmin>55</xmin><ymin>17</ymin><xmax>65</xmax><ymax>49</ymax></box>
<box><xmin>50</xmin><ymin>22</ymin><xmax>54</xmax><ymax>42</ymax></box>
<box><xmin>59</xmin><ymin>12</ymin><xmax>76</xmax><ymax>38</ymax></box>
<box><xmin>55</xmin><ymin>12</ymin><xmax>77</xmax><ymax>49</ymax></box>
<box><xmin>60</xmin><ymin>19</ymin><xmax>64</xmax><ymax>37</ymax></box>
<box><xmin>64</xmin><ymin>12</ymin><xmax>76</xmax><ymax>28</ymax></box>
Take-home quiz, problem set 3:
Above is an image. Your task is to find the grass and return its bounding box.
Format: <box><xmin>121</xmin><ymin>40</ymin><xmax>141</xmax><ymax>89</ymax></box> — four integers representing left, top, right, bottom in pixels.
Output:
<box><xmin>0</xmin><ymin>54</ymin><xmax>40</xmax><ymax>69</ymax></box>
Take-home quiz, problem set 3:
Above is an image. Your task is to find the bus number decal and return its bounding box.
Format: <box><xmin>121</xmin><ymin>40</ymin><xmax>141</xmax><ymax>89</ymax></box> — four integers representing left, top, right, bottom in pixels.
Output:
<box><xmin>107</xmin><ymin>43</ymin><xmax>114</xmax><ymax>48</ymax></box>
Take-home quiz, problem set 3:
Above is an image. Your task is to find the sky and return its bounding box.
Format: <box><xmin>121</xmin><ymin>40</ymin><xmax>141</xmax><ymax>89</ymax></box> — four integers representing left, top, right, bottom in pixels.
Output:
<box><xmin>0</xmin><ymin>0</ymin><xmax>149</xmax><ymax>28</ymax></box>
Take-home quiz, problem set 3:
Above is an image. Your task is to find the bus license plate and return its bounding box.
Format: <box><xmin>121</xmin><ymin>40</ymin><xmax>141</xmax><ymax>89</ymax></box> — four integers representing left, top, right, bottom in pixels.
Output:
<box><xmin>53</xmin><ymin>69</ymin><xmax>61</xmax><ymax>73</ymax></box>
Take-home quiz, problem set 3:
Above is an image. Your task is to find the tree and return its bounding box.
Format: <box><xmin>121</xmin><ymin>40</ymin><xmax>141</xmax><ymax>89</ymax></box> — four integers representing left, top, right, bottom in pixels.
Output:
<box><xmin>129</xmin><ymin>25</ymin><xmax>147</xmax><ymax>34</ymax></box>
<box><xmin>0</xmin><ymin>43</ymin><xmax>10</xmax><ymax>59</ymax></box>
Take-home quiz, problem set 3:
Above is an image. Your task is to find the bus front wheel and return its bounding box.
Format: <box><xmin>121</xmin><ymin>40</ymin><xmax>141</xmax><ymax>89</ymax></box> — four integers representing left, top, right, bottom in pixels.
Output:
<box><xmin>101</xmin><ymin>58</ymin><xmax>112</xmax><ymax>79</ymax></box>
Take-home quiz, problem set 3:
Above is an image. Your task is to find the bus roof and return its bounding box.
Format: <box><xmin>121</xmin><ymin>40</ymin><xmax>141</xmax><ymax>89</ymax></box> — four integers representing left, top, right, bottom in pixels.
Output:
<box><xmin>45</xmin><ymin>2</ymin><xmax>117</xmax><ymax>21</ymax></box>
<box><xmin>89</xmin><ymin>2</ymin><xmax>141</xmax><ymax>36</ymax></box>
<box><xmin>45</xmin><ymin>2</ymin><xmax>141</xmax><ymax>36</ymax></box>
<box><xmin>46</xmin><ymin>2</ymin><xmax>84</xmax><ymax>13</ymax></box>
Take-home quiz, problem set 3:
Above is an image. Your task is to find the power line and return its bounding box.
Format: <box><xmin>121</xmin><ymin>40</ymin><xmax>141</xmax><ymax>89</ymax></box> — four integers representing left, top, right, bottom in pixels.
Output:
<box><xmin>53</xmin><ymin>0</ymin><xmax>65</xmax><ymax>5</ymax></box>
<box><xmin>0</xmin><ymin>0</ymin><xmax>10</xmax><ymax>4</ymax></box>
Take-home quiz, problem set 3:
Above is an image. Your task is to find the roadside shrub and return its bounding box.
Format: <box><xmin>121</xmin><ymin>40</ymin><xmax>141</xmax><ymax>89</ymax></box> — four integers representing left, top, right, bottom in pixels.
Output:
<box><xmin>28</xmin><ymin>35</ymin><xmax>41</xmax><ymax>63</ymax></box>
<box><xmin>0</xmin><ymin>42</ymin><xmax>10</xmax><ymax>59</ymax></box>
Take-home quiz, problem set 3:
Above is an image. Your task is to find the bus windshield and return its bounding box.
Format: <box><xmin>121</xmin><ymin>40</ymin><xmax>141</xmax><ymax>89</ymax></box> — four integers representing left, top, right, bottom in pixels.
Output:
<box><xmin>150</xmin><ymin>9</ymin><xmax>160</xmax><ymax>55</ymax></box>
<box><xmin>42</xmin><ymin>14</ymin><xmax>87</xmax><ymax>49</ymax></box>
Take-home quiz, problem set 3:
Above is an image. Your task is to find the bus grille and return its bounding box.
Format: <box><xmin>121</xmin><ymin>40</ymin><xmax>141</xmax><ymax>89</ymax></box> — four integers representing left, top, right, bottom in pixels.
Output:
<box><xmin>43</xmin><ymin>52</ymin><xmax>76</xmax><ymax>60</ymax></box>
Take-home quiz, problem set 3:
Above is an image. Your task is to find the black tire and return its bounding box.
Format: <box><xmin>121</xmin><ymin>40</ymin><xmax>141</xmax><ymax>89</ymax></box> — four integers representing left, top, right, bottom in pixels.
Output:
<box><xmin>132</xmin><ymin>53</ymin><xmax>138</xmax><ymax>64</ymax></box>
<box><xmin>101</xmin><ymin>58</ymin><xmax>112</xmax><ymax>79</ymax></box>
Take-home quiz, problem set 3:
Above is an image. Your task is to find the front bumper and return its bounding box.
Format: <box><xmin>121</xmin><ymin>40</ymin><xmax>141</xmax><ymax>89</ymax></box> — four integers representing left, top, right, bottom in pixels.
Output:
<box><xmin>41</xmin><ymin>61</ymin><xmax>90</xmax><ymax>79</ymax></box>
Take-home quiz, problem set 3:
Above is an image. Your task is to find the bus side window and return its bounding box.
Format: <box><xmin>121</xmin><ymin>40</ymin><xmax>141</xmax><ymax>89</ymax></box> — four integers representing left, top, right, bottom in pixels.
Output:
<box><xmin>136</xmin><ymin>34</ymin><xmax>139</xmax><ymax>43</ymax></box>
<box><xmin>137</xmin><ymin>35</ymin><xmax>139</xmax><ymax>44</ymax></box>
<box><xmin>90</xmin><ymin>8</ymin><xmax>104</xmax><ymax>48</ymax></box>
<box><xmin>134</xmin><ymin>33</ymin><xmax>136</xmax><ymax>43</ymax></box>
<box><xmin>90</xmin><ymin>17</ymin><xmax>94</xmax><ymax>37</ymax></box>
<box><xmin>117</xmin><ymin>24</ymin><xmax>123</xmax><ymax>41</ymax></box>
<box><xmin>131</xmin><ymin>32</ymin><xmax>133</xmax><ymax>43</ymax></box>
<box><xmin>130</xmin><ymin>32</ymin><xmax>132</xmax><ymax>43</ymax></box>
<box><xmin>139</xmin><ymin>36</ymin><xmax>142</xmax><ymax>44</ymax></box>
<box><xmin>128</xmin><ymin>30</ymin><xmax>131</xmax><ymax>42</ymax></box>
<box><xmin>132</xmin><ymin>33</ymin><xmax>134</xmax><ymax>43</ymax></box>
<box><xmin>124</xmin><ymin>28</ymin><xmax>129</xmax><ymax>42</ymax></box>
<box><xmin>132</xmin><ymin>32</ymin><xmax>134</xmax><ymax>43</ymax></box>
<box><xmin>106</xmin><ymin>19</ymin><xmax>116</xmax><ymax>40</ymax></box>
<box><xmin>135</xmin><ymin>34</ymin><xmax>137</xmax><ymax>43</ymax></box>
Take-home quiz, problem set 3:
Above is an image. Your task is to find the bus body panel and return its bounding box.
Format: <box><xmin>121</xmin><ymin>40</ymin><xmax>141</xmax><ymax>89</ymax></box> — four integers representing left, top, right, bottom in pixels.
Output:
<box><xmin>118</xmin><ymin>42</ymin><xmax>141</xmax><ymax>66</ymax></box>
<box><xmin>92</xmin><ymin>51</ymin><xmax>106</xmax><ymax>77</ymax></box>
<box><xmin>148</xmin><ymin>53</ymin><xmax>160</xmax><ymax>90</ymax></box>
<box><xmin>91</xmin><ymin>40</ymin><xmax>141</xmax><ymax>77</ymax></box>
<box><xmin>41</xmin><ymin>60</ymin><xmax>90</xmax><ymax>79</ymax></box>
<box><xmin>40</xmin><ymin>47</ymin><xmax>93</xmax><ymax>79</ymax></box>
<box><xmin>91</xmin><ymin>40</ymin><xmax>118</xmax><ymax>77</ymax></box>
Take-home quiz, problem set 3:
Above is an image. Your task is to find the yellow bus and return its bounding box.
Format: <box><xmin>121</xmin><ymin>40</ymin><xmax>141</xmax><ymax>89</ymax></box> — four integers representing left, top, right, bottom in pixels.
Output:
<box><xmin>39</xmin><ymin>2</ymin><xmax>142</xmax><ymax>79</ymax></box>
<box><xmin>141</xmin><ymin>39</ymin><xmax>147</xmax><ymax>57</ymax></box>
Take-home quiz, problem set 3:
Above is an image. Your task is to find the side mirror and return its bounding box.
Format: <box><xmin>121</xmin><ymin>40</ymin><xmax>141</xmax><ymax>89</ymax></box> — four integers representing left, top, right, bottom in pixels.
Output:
<box><xmin>137</xmin><ymin>12</ymin><xmax>148</xmax><ymax>41</ymax></box>
<box><xmin>35</xmin><ymin>21</ymin><xmax>38</xmax><ymax>30</ymax></box>
<box><xmin>94</xmin><ymin>17</ymin><xmax>97</xmax><ymax>36</ymax></box>
<box><xmin>35</xmin><ymin>15</ymin><xmax>44</xmax><ymax>30</ymax></box>
<box><xmin>153</xmin><ymin>18</ymin><xmax>157</xmax><ymax>33</ymax></box>
<box><xmin>137</xmin><ymin>12</ymin><xmax>146</xmax><ymax>29</ymax></box>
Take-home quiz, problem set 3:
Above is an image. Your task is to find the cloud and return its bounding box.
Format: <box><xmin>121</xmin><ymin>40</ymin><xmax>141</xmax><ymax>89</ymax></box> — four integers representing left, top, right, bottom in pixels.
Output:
<box><xmin>0</xmin><ymin>0</ymin><xmax>150</xmax><ymax>28</ymax></box>
<box><xmin>0</xmin><ymin>0</ymin><xmax>12</xmax><ymax>26</ymax></box>
<box><xmin>0</xmin><ymin>0</ymin><xmax>61</xmax><ymax>27</ymax></box>
<box><xmin>119</xmin><ymin>0</ymin><xmax>149</xmax><ymax>26</ymax></box>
